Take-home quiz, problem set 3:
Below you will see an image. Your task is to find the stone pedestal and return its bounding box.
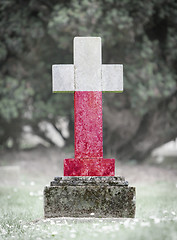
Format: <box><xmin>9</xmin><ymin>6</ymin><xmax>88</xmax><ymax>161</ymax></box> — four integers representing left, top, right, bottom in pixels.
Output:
<box><xmin>44</xmin><ymin>176</ymin><xmax>136</xmax><ymax>218</ymax></box>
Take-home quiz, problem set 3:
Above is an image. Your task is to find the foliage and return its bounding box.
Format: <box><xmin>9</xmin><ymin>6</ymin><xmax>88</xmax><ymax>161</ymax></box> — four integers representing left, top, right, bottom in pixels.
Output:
<box><xmin>0</xmin><ymin>0</ymin><xmax>176</xmax><ymax>158</ymax></box>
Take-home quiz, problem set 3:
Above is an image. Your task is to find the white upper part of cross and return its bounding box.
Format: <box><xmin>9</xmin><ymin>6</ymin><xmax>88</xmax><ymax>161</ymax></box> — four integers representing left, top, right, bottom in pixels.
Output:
<box><xmin>52</xmin><ymin>37</ymin><xmax>123</xmax><ymax>92</ymax></box>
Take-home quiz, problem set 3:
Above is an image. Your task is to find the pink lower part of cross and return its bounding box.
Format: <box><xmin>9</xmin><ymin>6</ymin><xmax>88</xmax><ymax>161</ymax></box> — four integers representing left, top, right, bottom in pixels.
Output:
<box><xmin>64</xmin><ymin>158</ymin><xmax>115</xmax><ymax>176</ymax></box>
<box><xmin>64</xmin><ymin>91</ymin><xmax>115</xmax><ymax>176</ymax></box>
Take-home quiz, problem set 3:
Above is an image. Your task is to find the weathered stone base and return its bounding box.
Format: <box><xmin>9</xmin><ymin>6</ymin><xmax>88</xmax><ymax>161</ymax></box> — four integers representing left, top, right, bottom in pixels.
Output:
<box><xmin>44</xmin><ymin>177</ymin><xmax>136</xmax><ymax>218</ymax></box>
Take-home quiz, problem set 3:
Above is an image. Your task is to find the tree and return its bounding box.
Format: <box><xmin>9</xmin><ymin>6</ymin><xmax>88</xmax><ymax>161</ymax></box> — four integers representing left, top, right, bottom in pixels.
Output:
<box><xmin>0</xmin><ymin>0</ymin><xmax>176</xmax><ymax>161</ymax></box>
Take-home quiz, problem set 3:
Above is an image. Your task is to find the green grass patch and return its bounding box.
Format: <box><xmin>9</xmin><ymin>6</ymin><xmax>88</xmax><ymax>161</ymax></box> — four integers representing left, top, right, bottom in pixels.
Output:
<box><xmin>0</xmin><ymin>181</ymin><xmax>177</xmax><ymax>240</ymax></box>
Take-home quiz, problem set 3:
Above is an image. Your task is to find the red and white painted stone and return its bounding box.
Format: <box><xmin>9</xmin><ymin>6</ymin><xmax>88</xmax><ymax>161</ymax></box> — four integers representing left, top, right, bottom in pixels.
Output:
<box><xmin>52</xmin><ymin>37</ymin><xmax>123</xmax><ymax>176</ymax></box>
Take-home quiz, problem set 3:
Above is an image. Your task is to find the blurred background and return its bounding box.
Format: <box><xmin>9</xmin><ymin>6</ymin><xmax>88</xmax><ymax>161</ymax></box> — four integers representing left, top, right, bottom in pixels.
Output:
<box><xmin>0</xmin><ymin>0</ymin><xmax>177</xmax><ymax>165</ymax></box>
<box><xmin>1</xmin><ymin>2</ymin><xmax>177</xmax><ymax>238</ymax></box>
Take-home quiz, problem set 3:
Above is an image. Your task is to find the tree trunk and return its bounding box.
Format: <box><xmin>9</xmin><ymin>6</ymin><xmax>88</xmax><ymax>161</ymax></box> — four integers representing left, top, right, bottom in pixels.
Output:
<box><xmin>103</xmin><ymin>90</ymin><xmax>177</xmax><ymax>161</ymax></box>
<box><xmin>64</xmin><ymin>114</ymin><xmax>74</xmax><ymax>148</ymax></box>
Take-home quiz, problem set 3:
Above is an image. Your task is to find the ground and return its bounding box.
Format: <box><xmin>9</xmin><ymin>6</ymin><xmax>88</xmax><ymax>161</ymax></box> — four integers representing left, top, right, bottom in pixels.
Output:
<box><xmin>0</xmin><ymin>147</ymin><xmax>177</xmax><ymax>240</ymax></box>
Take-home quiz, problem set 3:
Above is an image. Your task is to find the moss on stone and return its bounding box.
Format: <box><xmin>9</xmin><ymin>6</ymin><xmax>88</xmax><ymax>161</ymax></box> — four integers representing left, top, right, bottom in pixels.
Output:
<box><xmin>44</xmin><ymin>177</ymin><xmax>136</xmax><ymax>218</ymax></box>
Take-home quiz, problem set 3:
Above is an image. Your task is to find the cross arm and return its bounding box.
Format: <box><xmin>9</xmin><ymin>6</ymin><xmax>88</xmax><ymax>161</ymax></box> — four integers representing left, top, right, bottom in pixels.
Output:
<box><xmin>102</xmin><ymin>64</ymin><xmax>123</xmax><ymax>92</ymax></box>
<box><xmin>52</xmin><ymin>64</ymin><xmax>123</xmax><ymax>92</ymax></box>
<box><xmin>52</xmin><ymin>64</ymin><xmax>74</xmax><ymax>93</ymax></box>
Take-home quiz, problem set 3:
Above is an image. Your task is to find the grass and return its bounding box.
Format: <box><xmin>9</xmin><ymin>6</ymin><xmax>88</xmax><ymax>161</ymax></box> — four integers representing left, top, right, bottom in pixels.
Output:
<box><xmin>0</xmin><ymin>179</ymin><xmax>177</xmax><ymax>240</ymax></box>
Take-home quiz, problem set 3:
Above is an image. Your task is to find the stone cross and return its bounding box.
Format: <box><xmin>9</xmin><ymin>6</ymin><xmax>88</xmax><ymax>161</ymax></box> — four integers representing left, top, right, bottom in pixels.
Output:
<box><xmin>52</xmin><ymin>37</ymin><xmax>123</xmax><ymax>176</ymax></box>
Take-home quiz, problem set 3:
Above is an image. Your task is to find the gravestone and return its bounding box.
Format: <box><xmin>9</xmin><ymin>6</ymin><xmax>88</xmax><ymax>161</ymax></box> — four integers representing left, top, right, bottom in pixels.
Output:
<box><xmin>44</xmin><ymin>37</ymin><xmax>136</xmax><ymax>218</ymax></box>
